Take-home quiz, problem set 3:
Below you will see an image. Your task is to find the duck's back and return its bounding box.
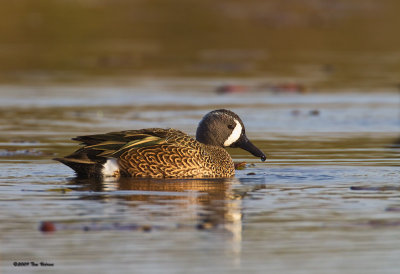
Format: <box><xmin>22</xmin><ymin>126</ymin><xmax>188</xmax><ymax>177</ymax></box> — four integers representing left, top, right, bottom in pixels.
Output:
<box><xmin>55</xmin><ymin>128</ymin><xmax>234</xmax><ymax>179</ymax></box>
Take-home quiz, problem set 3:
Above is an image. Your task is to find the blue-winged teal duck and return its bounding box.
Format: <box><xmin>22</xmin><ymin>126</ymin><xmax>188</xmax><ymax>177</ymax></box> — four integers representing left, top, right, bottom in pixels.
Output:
<box><xmin>55</xmin><ymin>109</ymin><xmax>266</xmax><ymax>179</ymax></box>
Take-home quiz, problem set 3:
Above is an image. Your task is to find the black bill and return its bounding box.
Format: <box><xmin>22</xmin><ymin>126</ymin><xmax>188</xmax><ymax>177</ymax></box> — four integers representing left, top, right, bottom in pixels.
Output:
<box><xmin>234</xmin><ymin>135</ymin><xmax>267</xmax><ymax>161</ymax></box>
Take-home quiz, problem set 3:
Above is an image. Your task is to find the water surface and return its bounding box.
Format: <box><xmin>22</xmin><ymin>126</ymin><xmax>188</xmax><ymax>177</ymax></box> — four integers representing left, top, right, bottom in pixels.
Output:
<box><xmin>0</xmin><ymin>81</ymin><xmax>399</xmax><ymax>273</ymax></box>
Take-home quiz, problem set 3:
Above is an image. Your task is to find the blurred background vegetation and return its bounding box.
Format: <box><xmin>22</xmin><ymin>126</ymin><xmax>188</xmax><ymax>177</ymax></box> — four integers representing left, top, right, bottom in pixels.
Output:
<box><xmin>1</xmin><ymin>0</ymin><xmax>399</xmax><ymax>89</ymax></box>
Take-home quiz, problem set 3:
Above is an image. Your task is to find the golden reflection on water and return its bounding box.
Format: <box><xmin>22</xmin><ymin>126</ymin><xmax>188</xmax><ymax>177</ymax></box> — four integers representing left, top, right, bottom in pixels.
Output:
<box><xmin>70</xmin><ymin>177</ymin><xmax>252</xmax><ymax>259</ymax></box>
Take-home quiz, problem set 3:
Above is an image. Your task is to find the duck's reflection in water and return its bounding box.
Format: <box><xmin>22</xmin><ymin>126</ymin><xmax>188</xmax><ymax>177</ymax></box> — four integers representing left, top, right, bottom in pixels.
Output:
<box><xmin>69</xmin><ymin>176</ymin><xmax>267</xmax><ymax>259</ymax></box>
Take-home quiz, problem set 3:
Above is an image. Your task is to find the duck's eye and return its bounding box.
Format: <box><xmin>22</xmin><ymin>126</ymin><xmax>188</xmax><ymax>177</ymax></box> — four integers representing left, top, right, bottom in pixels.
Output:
<box><xmin>227</xmin><ymin>124</ymin><xmax>235</xmax><ymax>130</ymax></box>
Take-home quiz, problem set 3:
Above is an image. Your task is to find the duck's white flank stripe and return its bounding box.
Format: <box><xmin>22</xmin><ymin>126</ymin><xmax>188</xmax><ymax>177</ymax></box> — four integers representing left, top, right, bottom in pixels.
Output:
<box><xmin>102</xmin><ymin>159</ymin><xmax>120</xmax><ymax>177</ymax></box>
<box><xmin>224</xmin><ymin>119</ymin><xmax>242</xmax><ymax>147</ymax></box>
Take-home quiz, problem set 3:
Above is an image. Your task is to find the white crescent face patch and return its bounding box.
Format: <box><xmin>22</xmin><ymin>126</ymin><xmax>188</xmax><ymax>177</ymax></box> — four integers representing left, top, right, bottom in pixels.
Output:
<box><xmin>223</xmin><ymin>119</ymin><xmax>242</xmax><ymax>147</ymax></box>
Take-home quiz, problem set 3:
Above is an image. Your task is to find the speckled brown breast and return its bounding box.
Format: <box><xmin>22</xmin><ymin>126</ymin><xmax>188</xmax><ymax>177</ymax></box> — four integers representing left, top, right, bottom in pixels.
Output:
<box><xmin>117</xmin><ymin>129</ymin><xmax>235</xmax><ymax>178</ymax></box>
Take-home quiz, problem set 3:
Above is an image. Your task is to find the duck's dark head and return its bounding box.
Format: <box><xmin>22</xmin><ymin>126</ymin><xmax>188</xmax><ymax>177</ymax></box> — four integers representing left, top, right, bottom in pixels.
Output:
<box><xmin>196</xmin><ymin>109</ymin><xmax>266</xmax><ymax>161</ymax></box>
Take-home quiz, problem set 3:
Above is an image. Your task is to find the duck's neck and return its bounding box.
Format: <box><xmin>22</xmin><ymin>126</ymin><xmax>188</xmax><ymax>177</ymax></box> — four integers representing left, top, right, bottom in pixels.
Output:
<box><xmin>196</xmin><ymin>134</ymin><xmax>222</xmax><ymax>147</ymax></box>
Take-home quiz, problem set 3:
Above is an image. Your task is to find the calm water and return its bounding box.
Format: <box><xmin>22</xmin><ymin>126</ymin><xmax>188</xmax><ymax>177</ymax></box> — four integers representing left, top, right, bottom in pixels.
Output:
<box><xmin>0</xmin><ymin>79</ymin><xmax>399</xmax><ymax>274</ymax></box>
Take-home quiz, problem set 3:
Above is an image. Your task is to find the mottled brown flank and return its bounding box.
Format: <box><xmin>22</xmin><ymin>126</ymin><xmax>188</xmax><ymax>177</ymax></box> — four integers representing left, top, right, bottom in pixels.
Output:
<box><xmin>56</xmin><ymin>128</ymin><xmax>235</xmax><ymax>179</ymax></box>
<box><xmin>118</xmin><ymin>129</ymin><xmax>235</xmax><ymax>178</ymax></box>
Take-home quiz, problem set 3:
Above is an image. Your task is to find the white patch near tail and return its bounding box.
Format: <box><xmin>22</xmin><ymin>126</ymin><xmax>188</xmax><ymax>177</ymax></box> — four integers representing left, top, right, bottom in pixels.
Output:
<box><xmin>102</xmin><ymin>159</ymin><xmax>120</xmax><ymax>177</ymax></box>
<box><xmin>224</xmin><ymin>119</ymin><xmax>242</xmax><ymax>147</ymax></box>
